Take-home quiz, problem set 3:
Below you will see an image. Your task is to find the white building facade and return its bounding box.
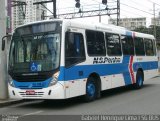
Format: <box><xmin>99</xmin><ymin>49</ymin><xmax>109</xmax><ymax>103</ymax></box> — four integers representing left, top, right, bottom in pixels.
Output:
<box><xmin>12</xmin><ymin>0</ymin><xmax>47</xmax><ymax>31</ymax></box>
<box><xmin>108</xmin><ymin>17</ymin><xmax>147</xmax><ymax>30</ymax></box>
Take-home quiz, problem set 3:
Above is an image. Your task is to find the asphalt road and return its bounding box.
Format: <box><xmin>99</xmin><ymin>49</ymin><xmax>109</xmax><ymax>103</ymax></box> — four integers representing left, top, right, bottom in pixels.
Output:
<box><xmin>0</xmin><ymin>76</ymin><xmax>160</xmax><ymax>121</ymax></box>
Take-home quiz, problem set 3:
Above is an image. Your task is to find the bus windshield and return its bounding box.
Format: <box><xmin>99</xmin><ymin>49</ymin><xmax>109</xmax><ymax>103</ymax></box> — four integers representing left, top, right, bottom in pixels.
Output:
<box><xmin>9</xmin><ymin>22</ymin><xmax>61</xmax><ymax>73</ymax></box>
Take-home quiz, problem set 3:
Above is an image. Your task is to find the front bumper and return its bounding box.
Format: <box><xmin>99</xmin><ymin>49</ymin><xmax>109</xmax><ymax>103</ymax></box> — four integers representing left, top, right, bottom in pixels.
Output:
<box><xmin>8</xmin><ymin>82</ymin><xmax>65</xmax><ymax>99</ymax></box>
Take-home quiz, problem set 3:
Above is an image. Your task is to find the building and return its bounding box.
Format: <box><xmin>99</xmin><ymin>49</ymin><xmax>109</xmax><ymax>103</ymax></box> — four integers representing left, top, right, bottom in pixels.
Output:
<box><xmin>108</xmin><ymin>17</ymin><xmax>147</xmax><ymax>30</ymax></box>
<box><xmin>7</xmin><ymin>0</ymin><xmax>12</xmax><ymax>34</ymax></box>
<box><xmin>12</xmin><ymin>0</ymin><xmax>47</xmax><ymax>31</ymax></box>
<box><xmin>24</xmin><ymin>0</ymin><xmax>47</xmax><ymax>23</ymax></box>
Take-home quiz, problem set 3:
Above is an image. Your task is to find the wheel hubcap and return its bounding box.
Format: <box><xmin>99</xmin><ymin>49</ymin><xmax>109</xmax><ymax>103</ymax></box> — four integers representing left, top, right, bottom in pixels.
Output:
<box><xmin>138</xmin><ymin>76</ymin><xmax>142</xmax><ymax>86</ymax></box>
<box><xmin>87</xmin><ymin>82</ymin><xmax>95</xmax><ymax>97</ymax></box>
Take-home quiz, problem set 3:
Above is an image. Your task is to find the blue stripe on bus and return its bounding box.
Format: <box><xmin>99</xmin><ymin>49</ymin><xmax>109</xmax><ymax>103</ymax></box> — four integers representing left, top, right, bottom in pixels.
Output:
<box><xmin>133</xmin><ymin>61</ymin><xmax>158</xmax><ymax>72</ymax></box>
<box><xmin>123</xmin><ymin>72</ymin><xmax>132</xmax><ymax>85</ymax></box>
<box><xmin>122</xmin><ymin>56</ymin><xmax>132</xmax><ymax>85</ymax></box>
<box><xmin>126</xmin><ymin>31</ymin><xmax>132</xmax><ymax>36</ymax></box>
<box><xmin>12</xmin><ymin>60</ymin><xmax>158</xmax><ymax>89</ymax></box>
<box><xmin>13</xmin><ymin>78</ymin><xmax>52</xmax><ymax>89</ymax></box>
<box><xmin>58</xmin><ymin>61</ymin><xmax>158</xmax><ymax>81</ymax></box>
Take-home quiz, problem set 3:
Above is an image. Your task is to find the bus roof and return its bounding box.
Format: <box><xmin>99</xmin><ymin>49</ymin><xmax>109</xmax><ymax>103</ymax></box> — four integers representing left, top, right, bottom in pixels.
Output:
<box><xmin>16</xmin><ymin>19</ymin><xmax>155</xmax><ymax>39</ymax></box>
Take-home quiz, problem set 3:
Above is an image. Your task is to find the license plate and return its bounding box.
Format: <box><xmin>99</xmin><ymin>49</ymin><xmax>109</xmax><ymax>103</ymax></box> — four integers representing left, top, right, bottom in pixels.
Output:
<box><xmin>26</xmin><ymin>90</ymin><xmax>35</xmax><ymax>95</ymax></box>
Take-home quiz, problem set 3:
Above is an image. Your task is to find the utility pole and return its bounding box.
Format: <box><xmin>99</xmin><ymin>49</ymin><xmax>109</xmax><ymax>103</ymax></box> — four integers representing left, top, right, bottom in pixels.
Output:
<box><xmin>53</xmin><ymin>0</ymin><xmax>56</xmax><ymax>18</ymax></box>
<box><xmin>99</xmin><ymin>4</ymin><xmax>101</xmax><ymax>22</ymax></box>
<box><xmin>117</xmin><ymin>0</ymin><xmax>120</xmax><ymax>26</ymax></box>
<box><xmin>153</xmin><ymin>3</ymin><xmax>156</xmax><ymax>39</ymax></box>
<box><xmin>0</xmin><ymin>0</ymin><xmax>8</xmax><ymax>99</ymax></box>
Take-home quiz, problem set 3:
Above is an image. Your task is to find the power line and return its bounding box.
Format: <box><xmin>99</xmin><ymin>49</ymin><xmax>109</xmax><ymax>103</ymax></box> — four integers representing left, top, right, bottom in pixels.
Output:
<box><xmin>91</xmin><ymin>0</ymin><xmax>101</xmax><ymax>4</ymax></box>
<box><xmin>121</xmin><ymin>8</ymin><xmax>147</xmax><ymax>18</ymax></box>
<box><xmin>129</xmin><ymin>0</ymin><xmax>151</xmax><ymax>10</ymax></box>
<box><xmin>91</xmin><ymin>0</ymin><xmax>117</xmax><ymax>4</ymax></box>
<box><xmin>33</xmin><ymin>0</ymin><xmax>57</xmax><ymax>18</ymax></box>
<box><xmin>147</xmin><ymin>0</ymin><xmax>160</xmax><ymax>7</ymax></box>
<box><xmin>120</xmin><ymin>2</ymin><xmax>153</xmax><ymax>15</ymax></box>
<box><xmin>111</xmin><ymin>0</ymin><xmax>154</xmax><ymax>16</ymax></box>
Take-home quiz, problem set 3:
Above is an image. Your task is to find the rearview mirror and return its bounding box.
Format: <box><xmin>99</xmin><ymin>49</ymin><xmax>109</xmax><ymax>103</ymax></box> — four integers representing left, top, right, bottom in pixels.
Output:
<box><xmin>2</xmin><ymin>34</ymin><xmax>12</xmax><ymax>51</ymax></box>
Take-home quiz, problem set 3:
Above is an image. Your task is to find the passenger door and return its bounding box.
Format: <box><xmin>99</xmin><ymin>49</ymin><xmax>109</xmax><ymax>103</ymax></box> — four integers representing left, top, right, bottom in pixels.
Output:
<box><xmin>105</xmin><ymin>33</ymin><xmax>124</xmax><ymax>88</ymax></box>
<box><xmin>64</xmin><ymin>28</ymin><xmax>86</xmax><ymax>97</ymax></box>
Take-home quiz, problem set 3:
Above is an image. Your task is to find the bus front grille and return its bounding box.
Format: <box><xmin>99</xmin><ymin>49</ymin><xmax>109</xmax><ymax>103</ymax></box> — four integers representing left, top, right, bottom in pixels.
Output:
<box><xmin>19</xmin><ymin>91</ymin><xmax>44</xmax><ymax>97</ymax></box>
<box><xmin>13</xmin><ymin>75</ymin><xmax>48</xmax><ymax>82</ymax></box>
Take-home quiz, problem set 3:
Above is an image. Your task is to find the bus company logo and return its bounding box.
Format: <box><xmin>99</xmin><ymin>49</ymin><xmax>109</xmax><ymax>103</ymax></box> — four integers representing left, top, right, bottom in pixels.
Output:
<box><xmin>93</xmin><ymin>57</ymin><xmax>121</xmax><ymax>64</ymax></box>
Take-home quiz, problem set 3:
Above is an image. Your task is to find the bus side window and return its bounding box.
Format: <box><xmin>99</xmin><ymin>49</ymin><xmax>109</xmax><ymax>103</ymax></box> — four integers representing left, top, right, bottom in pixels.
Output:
<box><xmin>121</xmin><ymin>35</ymin><xmax>134</xmax><ymax>55</ymax></box>
<box><xmin>65</xmin><ymin>32</ymin><xmax>86</xmax><ymax>67</ymax></box>
<box><xmin>134</xmin><ymin>37</ymin><xmax>145</xmax><ymax>56</ymax></box>
<box><xmin>105</xmin><ymin>33</ymin><xmax>122</xmax><ymax>56</ymax></box>
<box><xmin>86</xmin><ymin>30</ymin><xmax>106</xmax><ymax>56</ymax></box>
<box><xmin>144</xmin><ymin>39</ymin><xmax>155</xmax><ymax>56</ymax></box>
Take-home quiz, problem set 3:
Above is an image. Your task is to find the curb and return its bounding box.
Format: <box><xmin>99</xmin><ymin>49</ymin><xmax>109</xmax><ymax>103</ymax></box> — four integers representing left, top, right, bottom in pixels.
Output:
<box><xmin>0</xmin><ymin>99</ymin><xmax>24</xmax><ymax>108</ymax></box>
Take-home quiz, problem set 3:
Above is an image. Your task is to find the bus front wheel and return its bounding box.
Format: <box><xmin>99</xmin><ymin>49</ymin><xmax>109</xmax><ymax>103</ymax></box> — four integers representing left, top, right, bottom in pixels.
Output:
<box><xmin>84</xmin><ymin>77</ymin><xmax>99</xmax><ymax>102</ymax></box>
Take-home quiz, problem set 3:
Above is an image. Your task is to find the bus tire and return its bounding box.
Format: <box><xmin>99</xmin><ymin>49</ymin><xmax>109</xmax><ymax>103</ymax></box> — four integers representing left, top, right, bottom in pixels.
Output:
<box><xmin>133</xmin><ymin>71</ymin><xmax>144</xmax><ymax>89</ymax></box>
<box><xmin>84</xmin><ymin>77</ymin><xmax>99</xmax><ymax>102</ymax></box>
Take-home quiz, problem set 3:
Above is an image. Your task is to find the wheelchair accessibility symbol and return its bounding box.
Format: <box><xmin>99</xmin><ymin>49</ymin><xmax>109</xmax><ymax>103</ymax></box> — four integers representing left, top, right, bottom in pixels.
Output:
<box><xmin>30</xmin><ymin>62</ymin><xmax>38</xmax><ymax>72</ymax></box>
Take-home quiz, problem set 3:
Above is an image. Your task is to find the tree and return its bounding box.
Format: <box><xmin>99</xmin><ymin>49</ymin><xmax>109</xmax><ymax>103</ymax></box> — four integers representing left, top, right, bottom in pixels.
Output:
<box><xmin>134</xmin><ymin>26</ymin><xmax>160</xmax><ymax>50</ymax></box>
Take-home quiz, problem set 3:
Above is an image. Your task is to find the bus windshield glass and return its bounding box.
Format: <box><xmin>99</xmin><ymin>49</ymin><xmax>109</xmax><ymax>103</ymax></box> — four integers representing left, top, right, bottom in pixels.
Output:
<box><xmin>9</xmin><ymin>22</ymin><xmax>61</xmax><ymax>73</ymax></box>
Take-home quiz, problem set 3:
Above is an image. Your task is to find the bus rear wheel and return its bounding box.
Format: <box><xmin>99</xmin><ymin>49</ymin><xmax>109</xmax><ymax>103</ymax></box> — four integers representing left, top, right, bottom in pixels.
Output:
<box><xmin>133</xmin><ymin>71</ymin><xmax>144</xmax><ymax>89</ymax></box>
<box><xmin>84</xmin><ymin>77</ymin><xmax>99</xmax><ymax>102</ymax></box>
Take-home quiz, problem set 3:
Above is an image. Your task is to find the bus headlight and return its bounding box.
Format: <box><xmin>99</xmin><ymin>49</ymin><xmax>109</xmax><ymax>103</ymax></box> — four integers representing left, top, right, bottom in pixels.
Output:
<box><xmin>8</xmin><ymin>75</ymin><xmax>15</xmax><ymax>87</ymax></box>
<box><xmin>49</xmin><ymin>71</ymin><xmax>59</xmax><ymax>87</ymax></box>
<box><xmin>49</xmin><ymin>77</ymin><xmax>58</xmax><ymax>87</ymax></box>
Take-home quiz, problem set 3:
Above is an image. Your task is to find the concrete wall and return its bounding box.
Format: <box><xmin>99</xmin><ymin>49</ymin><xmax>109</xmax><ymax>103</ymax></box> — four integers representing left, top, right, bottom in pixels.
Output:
<box><xmin>0</xmin><ymin>0</ymin><xmax>8</xmax><ymax>99</ymax></box>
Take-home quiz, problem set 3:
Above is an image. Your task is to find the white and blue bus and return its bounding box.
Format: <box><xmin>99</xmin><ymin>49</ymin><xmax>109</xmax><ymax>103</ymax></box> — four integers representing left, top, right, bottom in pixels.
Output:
<box><xmin>7</xmin><ymin>19</ymin><xmax>158</xmax><ymax>101</ymax></box>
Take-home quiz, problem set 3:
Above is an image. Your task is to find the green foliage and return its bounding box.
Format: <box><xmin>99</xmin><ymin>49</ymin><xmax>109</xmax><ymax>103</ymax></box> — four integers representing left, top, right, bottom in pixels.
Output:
<box><xmin>134</xmin><ymin>26</ymin><xmax>160</xmax><ymax>39</ymax></box>
<box><xmin>157</xmin><ymin>44</ymin><xmax>160</xmax><ymax>50</ymax></box>
<box><xmin>134</xmin><ymin>26</ymin><xmax>160</xmax><ymax>50</ymax></box>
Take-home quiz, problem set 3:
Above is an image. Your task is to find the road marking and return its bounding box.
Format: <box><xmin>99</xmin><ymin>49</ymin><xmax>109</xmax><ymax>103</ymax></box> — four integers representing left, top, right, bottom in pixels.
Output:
<box><xmin>19</xmin><ymin>110</ymin><xmax>43</xmax><ymax>118</ymax></box>
<box><xmin>23</xmin><ymin>110</ymin><xmax>43</xmax><ymax>116</ymax></box>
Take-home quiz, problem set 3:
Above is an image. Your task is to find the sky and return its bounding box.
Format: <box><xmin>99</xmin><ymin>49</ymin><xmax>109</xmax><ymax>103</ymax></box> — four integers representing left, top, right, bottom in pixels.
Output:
<box><xmin>47</xmin><ymin>0</ymin><xmax>160</xmax><ymax>26</ymax></box>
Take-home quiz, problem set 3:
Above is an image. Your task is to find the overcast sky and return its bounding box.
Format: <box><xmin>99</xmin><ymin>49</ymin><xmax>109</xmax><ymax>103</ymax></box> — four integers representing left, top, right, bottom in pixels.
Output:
<box><xmin>47</xmin><ymin>0</ymin><xmax>160</xmax><ymax>26</ymax></box>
